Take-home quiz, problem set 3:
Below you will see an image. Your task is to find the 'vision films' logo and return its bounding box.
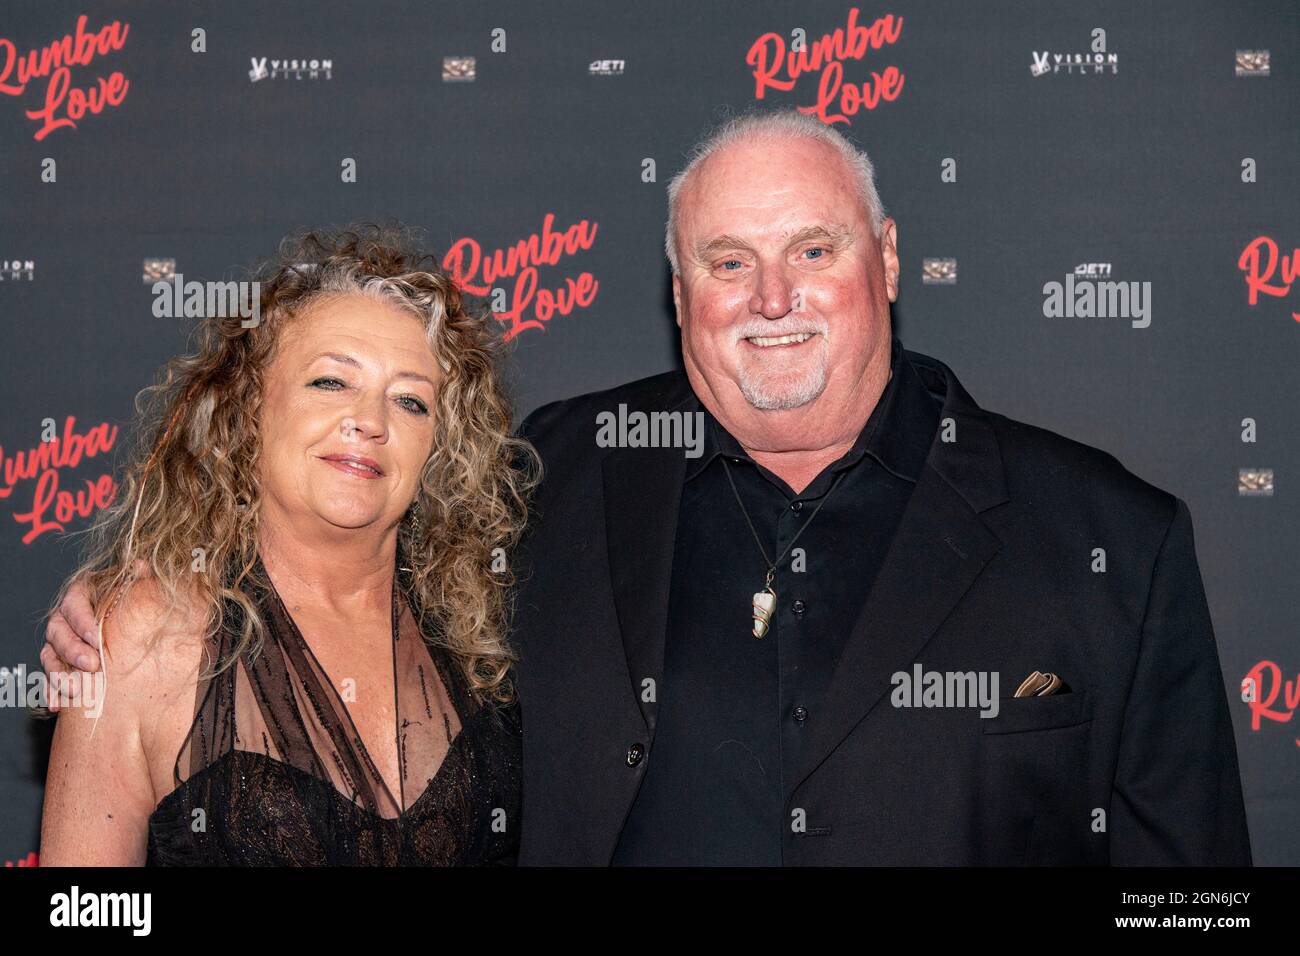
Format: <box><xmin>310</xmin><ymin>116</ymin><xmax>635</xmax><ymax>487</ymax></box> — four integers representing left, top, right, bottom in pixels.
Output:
<box><xmin>1030</xmin><ymin>30</ymin><xmax>1118</xmax><ymax>77</ymax></box>
<box><xmin>248</xmin><ymin>56</ymin><xmax>333</xmax><ymax>82</ymax></box>
<box><xmin>1</xmin><ymin>259</ymin><xmax>35</xmax><ymax>281</ymax></box>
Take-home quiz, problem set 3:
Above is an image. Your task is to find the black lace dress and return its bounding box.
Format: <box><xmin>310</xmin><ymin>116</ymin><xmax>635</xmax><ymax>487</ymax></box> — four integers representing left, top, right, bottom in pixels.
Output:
<box><xmin>146</xmin><ymin>560</ymin><xmax>521</xmax><ymax>866</ymax></box>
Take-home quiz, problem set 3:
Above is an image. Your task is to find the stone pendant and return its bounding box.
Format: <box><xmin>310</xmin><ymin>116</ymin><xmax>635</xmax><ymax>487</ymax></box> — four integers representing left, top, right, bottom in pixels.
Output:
<box><xmin>752</xmin><ymin>586</ymin><xmax>777</xmax><ymax>639</ymax></box>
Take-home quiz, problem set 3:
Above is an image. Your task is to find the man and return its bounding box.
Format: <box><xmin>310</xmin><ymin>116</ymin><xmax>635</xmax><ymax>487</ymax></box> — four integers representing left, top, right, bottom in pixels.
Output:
<box><xmin>45</xmin><ymin>109</ymin><xmax>1251</xmax><ymax>865</ymax></box>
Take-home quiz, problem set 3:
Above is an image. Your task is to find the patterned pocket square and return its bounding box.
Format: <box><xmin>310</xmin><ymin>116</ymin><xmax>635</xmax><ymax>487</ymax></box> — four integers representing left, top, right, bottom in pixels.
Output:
<box><xmin>1013</xmin><ymin>670</ymin><xmax>1069</xmax><ymax>698</ymax></box>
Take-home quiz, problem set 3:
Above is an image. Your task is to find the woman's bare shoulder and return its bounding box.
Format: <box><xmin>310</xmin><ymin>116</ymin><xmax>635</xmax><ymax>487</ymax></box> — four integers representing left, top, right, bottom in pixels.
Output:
<box><xmin>98</xmin><ymin>576</ymin><xmax>215</xmax><ymax>795</ymax></box>
<box><xmin>40</xmin><ymin>576</ymin><xmax>211</xmax><ymax>864</ymax></box>
<box><xmin>98</xmin><ymin>575</ymin><xmax>211</xmax><ymax>715</ymax></box>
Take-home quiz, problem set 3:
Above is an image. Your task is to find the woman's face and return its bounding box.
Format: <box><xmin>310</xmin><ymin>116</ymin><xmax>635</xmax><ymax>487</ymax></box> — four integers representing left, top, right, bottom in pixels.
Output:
<box><xmin>258</xmin><ymin>292</ymin><xmax>441</xmax><ymax>538</ymax></box>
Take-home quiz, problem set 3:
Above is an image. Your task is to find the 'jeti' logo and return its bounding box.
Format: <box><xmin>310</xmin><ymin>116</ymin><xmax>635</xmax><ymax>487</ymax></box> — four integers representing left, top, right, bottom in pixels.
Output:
<box><xmin>0</xmin><ymin>14</ymin><xmax>130</xmax><ymax>141</ymax></box>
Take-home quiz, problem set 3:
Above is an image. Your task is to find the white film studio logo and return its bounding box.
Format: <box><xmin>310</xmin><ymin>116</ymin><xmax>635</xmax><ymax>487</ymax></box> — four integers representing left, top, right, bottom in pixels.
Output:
<box><xmin>1031</xmin><ymin>30</ymin><xmax>1118</xmax><ymax>77</ymax></box>
<box><xmin>248</xmin><ymin>56</ymin><xmax>333</xmax><ymax>82</ymax></box>
<box><xmin>0</xmin><ymin>259</ymin><xmax>35</xmax><ymax>281</ymax></box>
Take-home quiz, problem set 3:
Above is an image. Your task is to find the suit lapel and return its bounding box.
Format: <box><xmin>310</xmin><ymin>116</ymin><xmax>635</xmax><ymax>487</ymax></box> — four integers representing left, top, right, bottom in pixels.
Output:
<box><xmin>790</xmin><ymin>366</ymin><xmax>1010</xmax><ymax>793</ymax></box>
<box><xmin>602</xmin><ymin>398</ymin><xmax>693</xmax><ymax>733</ymax></box>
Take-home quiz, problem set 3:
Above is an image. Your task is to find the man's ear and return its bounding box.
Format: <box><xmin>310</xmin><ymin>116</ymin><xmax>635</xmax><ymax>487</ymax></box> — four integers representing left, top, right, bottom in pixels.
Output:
<box><xmin>672</xmin><ymin>273</ymin><xmax>683</xmax><ymax>328</ymax></box>
<box><xmin>880</xmin><ymin>218</ymin><xmax>900</xmax><ymax>302</ymax></box>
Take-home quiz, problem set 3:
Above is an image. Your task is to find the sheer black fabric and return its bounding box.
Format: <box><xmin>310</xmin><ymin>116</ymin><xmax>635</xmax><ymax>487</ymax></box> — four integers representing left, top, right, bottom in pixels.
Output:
<box><xmin>146</xmin><ymin>558</ymin><xmax>521</xmax><ymax>866</ymax></box>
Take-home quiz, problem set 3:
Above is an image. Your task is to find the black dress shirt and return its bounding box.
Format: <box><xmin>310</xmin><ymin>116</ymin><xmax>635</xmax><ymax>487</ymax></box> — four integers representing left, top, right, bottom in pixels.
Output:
<box><xmin>612</xmin><ymin>334</ymin><xmax>943</xmax><ymax>865</ymax></box>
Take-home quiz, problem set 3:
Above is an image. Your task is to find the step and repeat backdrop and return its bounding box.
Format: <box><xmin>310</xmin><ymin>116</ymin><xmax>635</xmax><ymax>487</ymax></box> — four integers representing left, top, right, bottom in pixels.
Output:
<box><xmin>0</xmin><ymin>0</ymin><xmax>1296</xmax><ymax>865</ymax></box>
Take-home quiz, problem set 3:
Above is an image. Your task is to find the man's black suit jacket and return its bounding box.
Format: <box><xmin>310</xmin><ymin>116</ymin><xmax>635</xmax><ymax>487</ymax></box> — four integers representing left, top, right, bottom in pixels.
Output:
<box><xmin>511</xmin><ymin>347</ymin><xmax>1252</xmax><ymax>865</ymax></box>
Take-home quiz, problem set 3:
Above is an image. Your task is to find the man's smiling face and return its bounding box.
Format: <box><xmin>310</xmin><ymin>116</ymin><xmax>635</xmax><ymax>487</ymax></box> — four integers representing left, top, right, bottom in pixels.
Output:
<box><xmin>672</xmin><ymin>133</ymin><xmax>898</xmax><ymax>441</ymax></box>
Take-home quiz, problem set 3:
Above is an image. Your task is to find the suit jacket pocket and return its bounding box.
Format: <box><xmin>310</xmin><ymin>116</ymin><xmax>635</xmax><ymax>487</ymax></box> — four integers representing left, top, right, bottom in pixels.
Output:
<box><xmin>980</xmin><ymin>690</ymin><xmax>1091</xmax><ymax>735</ymax></box>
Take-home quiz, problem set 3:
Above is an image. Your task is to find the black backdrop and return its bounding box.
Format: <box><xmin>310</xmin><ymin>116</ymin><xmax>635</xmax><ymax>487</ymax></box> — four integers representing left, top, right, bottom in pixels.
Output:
<box><xmin>1</xmin><ymin>0</ymin><xmax>1296</xmax><ymax>865</ymax></box>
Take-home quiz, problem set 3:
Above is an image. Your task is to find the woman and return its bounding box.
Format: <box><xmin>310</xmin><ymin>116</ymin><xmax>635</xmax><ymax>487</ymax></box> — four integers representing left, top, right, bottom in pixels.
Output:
<box><xmin>38</xmin><ymin>224</ymin><xmax>539</xmax><ymax>865</ymax></box>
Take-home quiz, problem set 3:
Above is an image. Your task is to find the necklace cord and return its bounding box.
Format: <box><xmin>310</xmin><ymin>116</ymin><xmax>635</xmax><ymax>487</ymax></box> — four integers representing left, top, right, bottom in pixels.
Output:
<box><xmin>721</xmin><ymin>456</ymin><xmax>848</xmax><ymax>576</ymax></box>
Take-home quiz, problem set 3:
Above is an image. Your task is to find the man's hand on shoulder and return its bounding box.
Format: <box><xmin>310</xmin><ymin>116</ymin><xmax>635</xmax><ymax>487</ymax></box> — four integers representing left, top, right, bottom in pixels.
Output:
<box><xmin>41</xmin><ymin>560</ymin><xmax>149</xmax><ymax>711</ymax></box>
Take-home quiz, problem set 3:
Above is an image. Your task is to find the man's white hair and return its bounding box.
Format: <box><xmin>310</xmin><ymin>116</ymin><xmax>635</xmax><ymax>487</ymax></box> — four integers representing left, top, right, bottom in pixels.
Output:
<box><xmin>664</xmin><ymin>109</ymin><xmax>887</xmax><ymax>275</ymax></box>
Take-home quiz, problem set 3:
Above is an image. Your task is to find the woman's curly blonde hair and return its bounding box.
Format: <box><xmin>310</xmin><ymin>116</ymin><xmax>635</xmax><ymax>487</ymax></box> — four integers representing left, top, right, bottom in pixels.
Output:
<box><xmin>54</xmin><ymin>222</ymin><xmax>540</xmax><ymax>705</ymax></box>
